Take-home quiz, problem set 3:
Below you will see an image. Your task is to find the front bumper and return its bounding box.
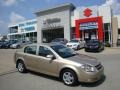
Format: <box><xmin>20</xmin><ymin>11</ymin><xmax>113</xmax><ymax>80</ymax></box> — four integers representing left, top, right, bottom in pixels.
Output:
<box><xmin>67</xmin><ymin>45</ymin><xmax>78</xmax><ymax>50</ymax></box>
<box><xmin>10</xmin><ymin>45</ymin><xmax>17</xmax><ymax>49</ymax></box>
<box><xmin>85</xmin><ymin>47</ymin><xmax>99</xmax><ymax>52</ymax></box>
<box><xmin>78</xmin><ymin>67</ymin><xmax>104</xmax><ymax>83</ymax></box>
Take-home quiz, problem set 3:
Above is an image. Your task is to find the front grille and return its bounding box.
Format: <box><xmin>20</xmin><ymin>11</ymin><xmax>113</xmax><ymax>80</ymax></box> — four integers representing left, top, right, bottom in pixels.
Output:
<box><xmin>95</xmin><ymin>64</ymin><xmax>102</xmax><ymax>70</ymax></box>
<box><xmin>67</xmin><ymin>45</ymin><xmax>72</xmax><ymax>47</ymax></box>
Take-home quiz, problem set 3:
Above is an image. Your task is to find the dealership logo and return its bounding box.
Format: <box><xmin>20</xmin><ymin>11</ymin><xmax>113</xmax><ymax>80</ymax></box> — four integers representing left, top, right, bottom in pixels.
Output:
<box><xmin>84</xmin><ymin>8</ymin><xmax>92</xmax><ymax>17</ymax></box>
<box><xmin>43</xmin><ymin>18</ymin><xmax>62</xmax><ymax>29</ymax></box>
<box><xmin>43</xmin><ymin>18</ymin><xmax>61</xmax><ymax>25</ymax></box>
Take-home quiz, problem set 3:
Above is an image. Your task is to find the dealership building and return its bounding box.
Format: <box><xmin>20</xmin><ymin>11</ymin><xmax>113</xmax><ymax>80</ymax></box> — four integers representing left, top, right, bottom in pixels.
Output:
<box><xmin>8</xmin><ymin>19</ymin><xmax>37</xmax><ymax>42</ymax></box>
<box><xmin>8</xmin><ymin>3</ymin><xmax>120</xmax><ymax>46</ymax></box>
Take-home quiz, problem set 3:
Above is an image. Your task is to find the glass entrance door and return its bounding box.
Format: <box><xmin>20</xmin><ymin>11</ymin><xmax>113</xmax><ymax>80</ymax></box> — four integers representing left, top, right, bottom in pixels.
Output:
<box><xmin>42</xmin><ymin>28</ymin><xmax>64</xmax><ymax>43</ymax></box>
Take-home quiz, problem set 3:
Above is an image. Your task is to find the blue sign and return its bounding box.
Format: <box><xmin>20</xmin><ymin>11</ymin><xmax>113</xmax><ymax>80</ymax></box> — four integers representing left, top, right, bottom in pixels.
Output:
<box><xmin>80</xmin><ymin>22</ymin><xmax>98</xmax><ymax>30</ymax></box>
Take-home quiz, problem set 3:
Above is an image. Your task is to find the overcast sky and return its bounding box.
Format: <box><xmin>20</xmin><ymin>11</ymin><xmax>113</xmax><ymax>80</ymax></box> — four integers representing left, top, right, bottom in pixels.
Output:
<box><xmin>0</xmin><ymin>0</ymin><xmax>120</xmax><ymax>35</ymax></box>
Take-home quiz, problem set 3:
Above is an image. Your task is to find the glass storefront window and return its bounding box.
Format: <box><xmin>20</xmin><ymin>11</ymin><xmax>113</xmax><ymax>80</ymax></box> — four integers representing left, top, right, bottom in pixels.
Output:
<box><xmin>104</xmin><ymin>23</ymin><xmax>110</xmax><ymax>31</ymax></box>
<box><xmin>42</xmin><ymin>28</ymin><xmax>64</xmax><ymax>43</ymax></box>
<box><xmin>25</xmin><ymin>26</ymin><xmax>35</xmax><ymax>31</ymax></box>
<box><xmin>9</xmin><ymin>26</ymin><xmax>18</xmax><ymax>33</ymax></box>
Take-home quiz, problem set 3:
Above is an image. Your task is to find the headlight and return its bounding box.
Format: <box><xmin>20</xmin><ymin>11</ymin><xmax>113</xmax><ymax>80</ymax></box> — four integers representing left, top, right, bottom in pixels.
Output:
<box><xmin>81</xmin><ymin>64</ymin><xmax>95</xmax><ymax>72</ymax></box>
<box><xmin>12</xmin><ymin>44</ymin><xmax>17</xmax><ymax>47</ymax></box>
<box><xmin>12</xmin><ymin>44</ymin><xmax>15</xmax><ymax>46</ymax></box>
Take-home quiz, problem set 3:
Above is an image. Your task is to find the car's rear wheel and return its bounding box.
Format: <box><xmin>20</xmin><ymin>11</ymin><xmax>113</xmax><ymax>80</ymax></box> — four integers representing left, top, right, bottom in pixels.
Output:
<box><xmin>85</xmin><ymin>48</ymin><xmax>88</xmax><ymax>52</ymax></box>
<box><xmin>61</xmin><ymin>69</ymin><xmax>78</xmax><ymax>86</ymax></box>
<box><xmin>17</xmin><ymin>61</ymin><xmax>26</xmax><ymax>73</ymax></box>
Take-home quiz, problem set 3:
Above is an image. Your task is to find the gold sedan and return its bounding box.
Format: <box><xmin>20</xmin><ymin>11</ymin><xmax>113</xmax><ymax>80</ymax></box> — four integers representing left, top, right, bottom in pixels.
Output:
<box><xmin>14</xmin><ymin>44</ymin><xmax>104</xmax><ymax>86</ymax></box>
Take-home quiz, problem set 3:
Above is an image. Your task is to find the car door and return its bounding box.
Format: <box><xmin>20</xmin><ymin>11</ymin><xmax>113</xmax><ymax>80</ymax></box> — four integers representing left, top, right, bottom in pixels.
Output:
<box><xmin>36</xmin><ymin>46</ymin><xmax>59</xmax><ymax>76</ymax></box>
<box><xmin>24</xmin><ymin>45</ymin><xmax>42</xmax><ymax>71</ymax></box>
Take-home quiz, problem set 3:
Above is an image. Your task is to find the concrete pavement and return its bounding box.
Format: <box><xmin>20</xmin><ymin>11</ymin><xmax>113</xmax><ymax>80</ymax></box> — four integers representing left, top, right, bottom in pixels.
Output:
<box><xmin>78</xmin><ymin>47</ymin><xmax>120</xmax><ymax>55</ymax></box>
<box><xmin>0</xmin><ymin>49</ymin><xmax>16</xmax><ymax>75</ymax></box>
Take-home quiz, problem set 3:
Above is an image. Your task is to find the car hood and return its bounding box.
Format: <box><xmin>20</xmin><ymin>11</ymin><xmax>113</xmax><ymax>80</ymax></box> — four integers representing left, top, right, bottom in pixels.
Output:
<box><xmin>12</xmin><ymin>44</ymin><xmax>17</xmax><ymax>46</ymax></box>
<box><xmin>13</xmin><ymin>43</ymin><xmax>20</xmax><ymax>45</ymax></box>
<box><xmin>66</xmin><ymin>54</ymin><xmax>99</xmax><ymax>66</ymax></box>
<box><xmin>67</xmin><ymin>42</ymin><xmax>79</xmax><ymax>45</ymax></box>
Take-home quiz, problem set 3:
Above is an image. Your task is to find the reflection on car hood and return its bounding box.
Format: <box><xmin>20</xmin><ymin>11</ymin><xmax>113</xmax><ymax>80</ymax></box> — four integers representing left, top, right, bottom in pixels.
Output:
<box><xmin>67</xmin><ymin>42</ymin><xmax>79</xmax><ymax>45</ymax></box>
<box><xmin>66</xmin><ymin>54</ymin><xmax>99</xmax><ymax>66</ymax></box>
<box><xmin>12</xmin><ymin>43</ymin><xmax>18</xmax><ymax>46</ymax></box>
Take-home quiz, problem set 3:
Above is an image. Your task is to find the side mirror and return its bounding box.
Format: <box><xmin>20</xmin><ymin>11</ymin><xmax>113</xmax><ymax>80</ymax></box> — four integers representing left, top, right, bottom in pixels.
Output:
<box><xmin>46</xmin><ymin>55</ymin><xmax>54</xmax><ymax>60</ymax></box>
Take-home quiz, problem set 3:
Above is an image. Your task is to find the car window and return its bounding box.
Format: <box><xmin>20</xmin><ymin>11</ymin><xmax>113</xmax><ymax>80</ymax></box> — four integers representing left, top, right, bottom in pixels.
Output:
<box><xmin>52</xmin><ymin>38</ymin><xmax>64</xmax><ymax>42</ymax></box>
<box><xmin>39</xmin><ymin>46</ymin><xmax>53</xmax><ymax>57</ymax></box>
<box><xmin>52</xmin><ymin>39</ymin><xmax>58</xmax><ymax>42</ymax></box>
<box><xmin>70</xmin><ymin>40</ymin><xmax>79</xmax><ymax>43</ymax></box>
<box><xmin>24</xmin><ymin>46</ymin><xmax>37</xmax><ymax>55</ymax></box>
<box><xmin>51</xmin><ymin>45</ymin><xmax>76</xmax><ymax>58</ymax></box>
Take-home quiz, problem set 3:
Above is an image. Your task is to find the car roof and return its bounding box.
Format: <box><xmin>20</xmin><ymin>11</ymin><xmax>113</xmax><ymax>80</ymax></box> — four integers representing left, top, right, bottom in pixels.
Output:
<box><xmin>24</xmin><ymin>43</ymin><xmax>63</xmax><ymax>48</ymax></box>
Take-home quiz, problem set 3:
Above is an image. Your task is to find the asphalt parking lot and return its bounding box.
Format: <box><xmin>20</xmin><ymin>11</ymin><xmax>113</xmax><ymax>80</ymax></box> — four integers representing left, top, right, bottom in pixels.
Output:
<box><xmin>0</xmin><ymin>48</ymin><xmax>120</xmax><ymax>90</ymax></box>
<box><xmin>0</xmin><ymin>49</ymin><xmax>16</xmax><ymax>75</ymax></box>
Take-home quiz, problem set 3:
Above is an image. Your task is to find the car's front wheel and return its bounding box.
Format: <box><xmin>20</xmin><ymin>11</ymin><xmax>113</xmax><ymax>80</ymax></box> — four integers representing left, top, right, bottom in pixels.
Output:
<box><xmin>61</xmin><ymin>69</ymin><xmax>78</xmax><ymax>86</ymax></box>
<box><xmin>17</xmin><ymin>61</ymin><xmax>26</xmax><ymax>73</ymax></box>
<box><xmin>17</xmin><ymin>45</ymin><xmax>20</xmax><ymax>49</ymax></box>
<box><xmin>77</xmin><ymin>45</ymin><xmax>80</xmax><ymax>50</ymax></box>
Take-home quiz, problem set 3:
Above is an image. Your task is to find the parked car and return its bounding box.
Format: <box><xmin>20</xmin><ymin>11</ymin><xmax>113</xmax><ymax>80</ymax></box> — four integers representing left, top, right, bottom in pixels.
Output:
<box><xmin>66</xmin><ymin>39</ymin><xmax>85</xmax><ymax>50</ymax></box>
<box><xmin>116</xmin><ymin>39</ymin><xmax>120</xmax><ymax>46</ymax></box>
<box><xmin>0</xmin><ymin>41</ymin><xmax>5</xmax><ymax>48</ymax></box>
<box><xmin>3</xmin><ymin>40</ymin><xmax>18</xmax><ymax>48</ymax></box>
<box><xmin>1</xmin><ymin>41</ymin><xmax>10</xmax><ymax>48</ymax></box>
<box><xmin>10</xmin><ymin>41</ymin><xmax>32</xmax><ymax>49</ymax></box>
<box><xmin>10</xmin><ymin>42</ymin><xmax>21</xmax><ymax>49</ymax></box>
<box><xmin>14</xmin><ymin>44</ymin><xmax>104</xmax><ymax>86</ymax></box>
<box><xmin>51</xmin><ymin>38</ymin><xmax>68</xmax><ymax>45</ymax></box>
<box><xmin>85</xmin><ymin>39</ymin><xmax>104</xmax><ymax>52</ymax></box>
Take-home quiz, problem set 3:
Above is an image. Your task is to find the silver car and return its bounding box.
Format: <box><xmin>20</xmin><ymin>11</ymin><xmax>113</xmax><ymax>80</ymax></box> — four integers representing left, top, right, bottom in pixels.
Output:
<box><xmin>67</xmin><ymin>39</ymin><xmax>85</xmax><ymax>50</ymax></box>
<box><xmin>11</xmin><ymin>41</ymin><xmax>32</xmax><ymax>49</ymax></box>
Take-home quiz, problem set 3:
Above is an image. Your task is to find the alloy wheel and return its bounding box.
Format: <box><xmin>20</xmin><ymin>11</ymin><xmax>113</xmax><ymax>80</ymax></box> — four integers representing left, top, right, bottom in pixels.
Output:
<box><xmin>63</xmin><ymin>71</ymin><xmax>75</xmax><ymax>85</ymax></box>
<box><xmin>17</xmin><ymin>61</ymin><xmax>26</xmax><ymax>73</ymax></box>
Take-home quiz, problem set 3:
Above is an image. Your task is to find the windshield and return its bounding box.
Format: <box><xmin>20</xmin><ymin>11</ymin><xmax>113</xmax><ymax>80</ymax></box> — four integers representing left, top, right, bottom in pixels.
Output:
<box><xmin>69</xmin><ymin>40</ymin><xmax>79</xmax><ymax>43</ymax></box>
<box><xmin>87</xmin><ymin>40</ymin><xmax>99</xmax><ymax>44</ymax></box>
<box><xmin>52</xmin><ymin>38</ymin><xmax>63</xmax><ymax>42</ymax></box>
<box><xmin>51</xmin><ymin>45</ymin><xmax>76</xmax><ymax>58</ymax></box>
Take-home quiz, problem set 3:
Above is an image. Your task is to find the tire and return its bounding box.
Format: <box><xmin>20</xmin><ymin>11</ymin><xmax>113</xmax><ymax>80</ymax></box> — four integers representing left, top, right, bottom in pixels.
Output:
<box><xmin>85</xmin><ymin>48</ymin><xmax>88</xmax><ymax>52</ymax></box>
<box><xmin>77</xmin><ymin>45</ymin><xmax>80</xmax><ymax>50</ymax></box>
<box><xmin>61</xmin><ymin>69</ymin><xmax>78</xmax><ymax>86</ymax></box>
<box><xmin>17</xmin><ymin>61</ymin><xmax>26</xmax><ymax>73</ymax></box>
<box><xmin>17</xmin><ymin>45</ymin><xmax>20</xmax><ymax>49</ymax></box>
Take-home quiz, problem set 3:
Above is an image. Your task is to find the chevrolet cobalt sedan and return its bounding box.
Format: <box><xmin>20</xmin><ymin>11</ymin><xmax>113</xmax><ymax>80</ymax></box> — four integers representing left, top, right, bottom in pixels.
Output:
<box><xmin>14</xmin><ymin>44</ymin><xmax>104</xmax><ymax>86</ymax></box>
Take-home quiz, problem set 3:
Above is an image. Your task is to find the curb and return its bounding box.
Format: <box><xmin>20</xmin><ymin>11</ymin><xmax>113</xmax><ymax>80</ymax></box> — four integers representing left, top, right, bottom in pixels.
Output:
<box><xmin>105</xmin><ymin>47</ymin><xmax>120</xmax><ymax>49</ymax></box>
<box><xmin>0</xmin><ymin>69</ymin><xmax>18</xmax><ymax>76</ymax></box>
